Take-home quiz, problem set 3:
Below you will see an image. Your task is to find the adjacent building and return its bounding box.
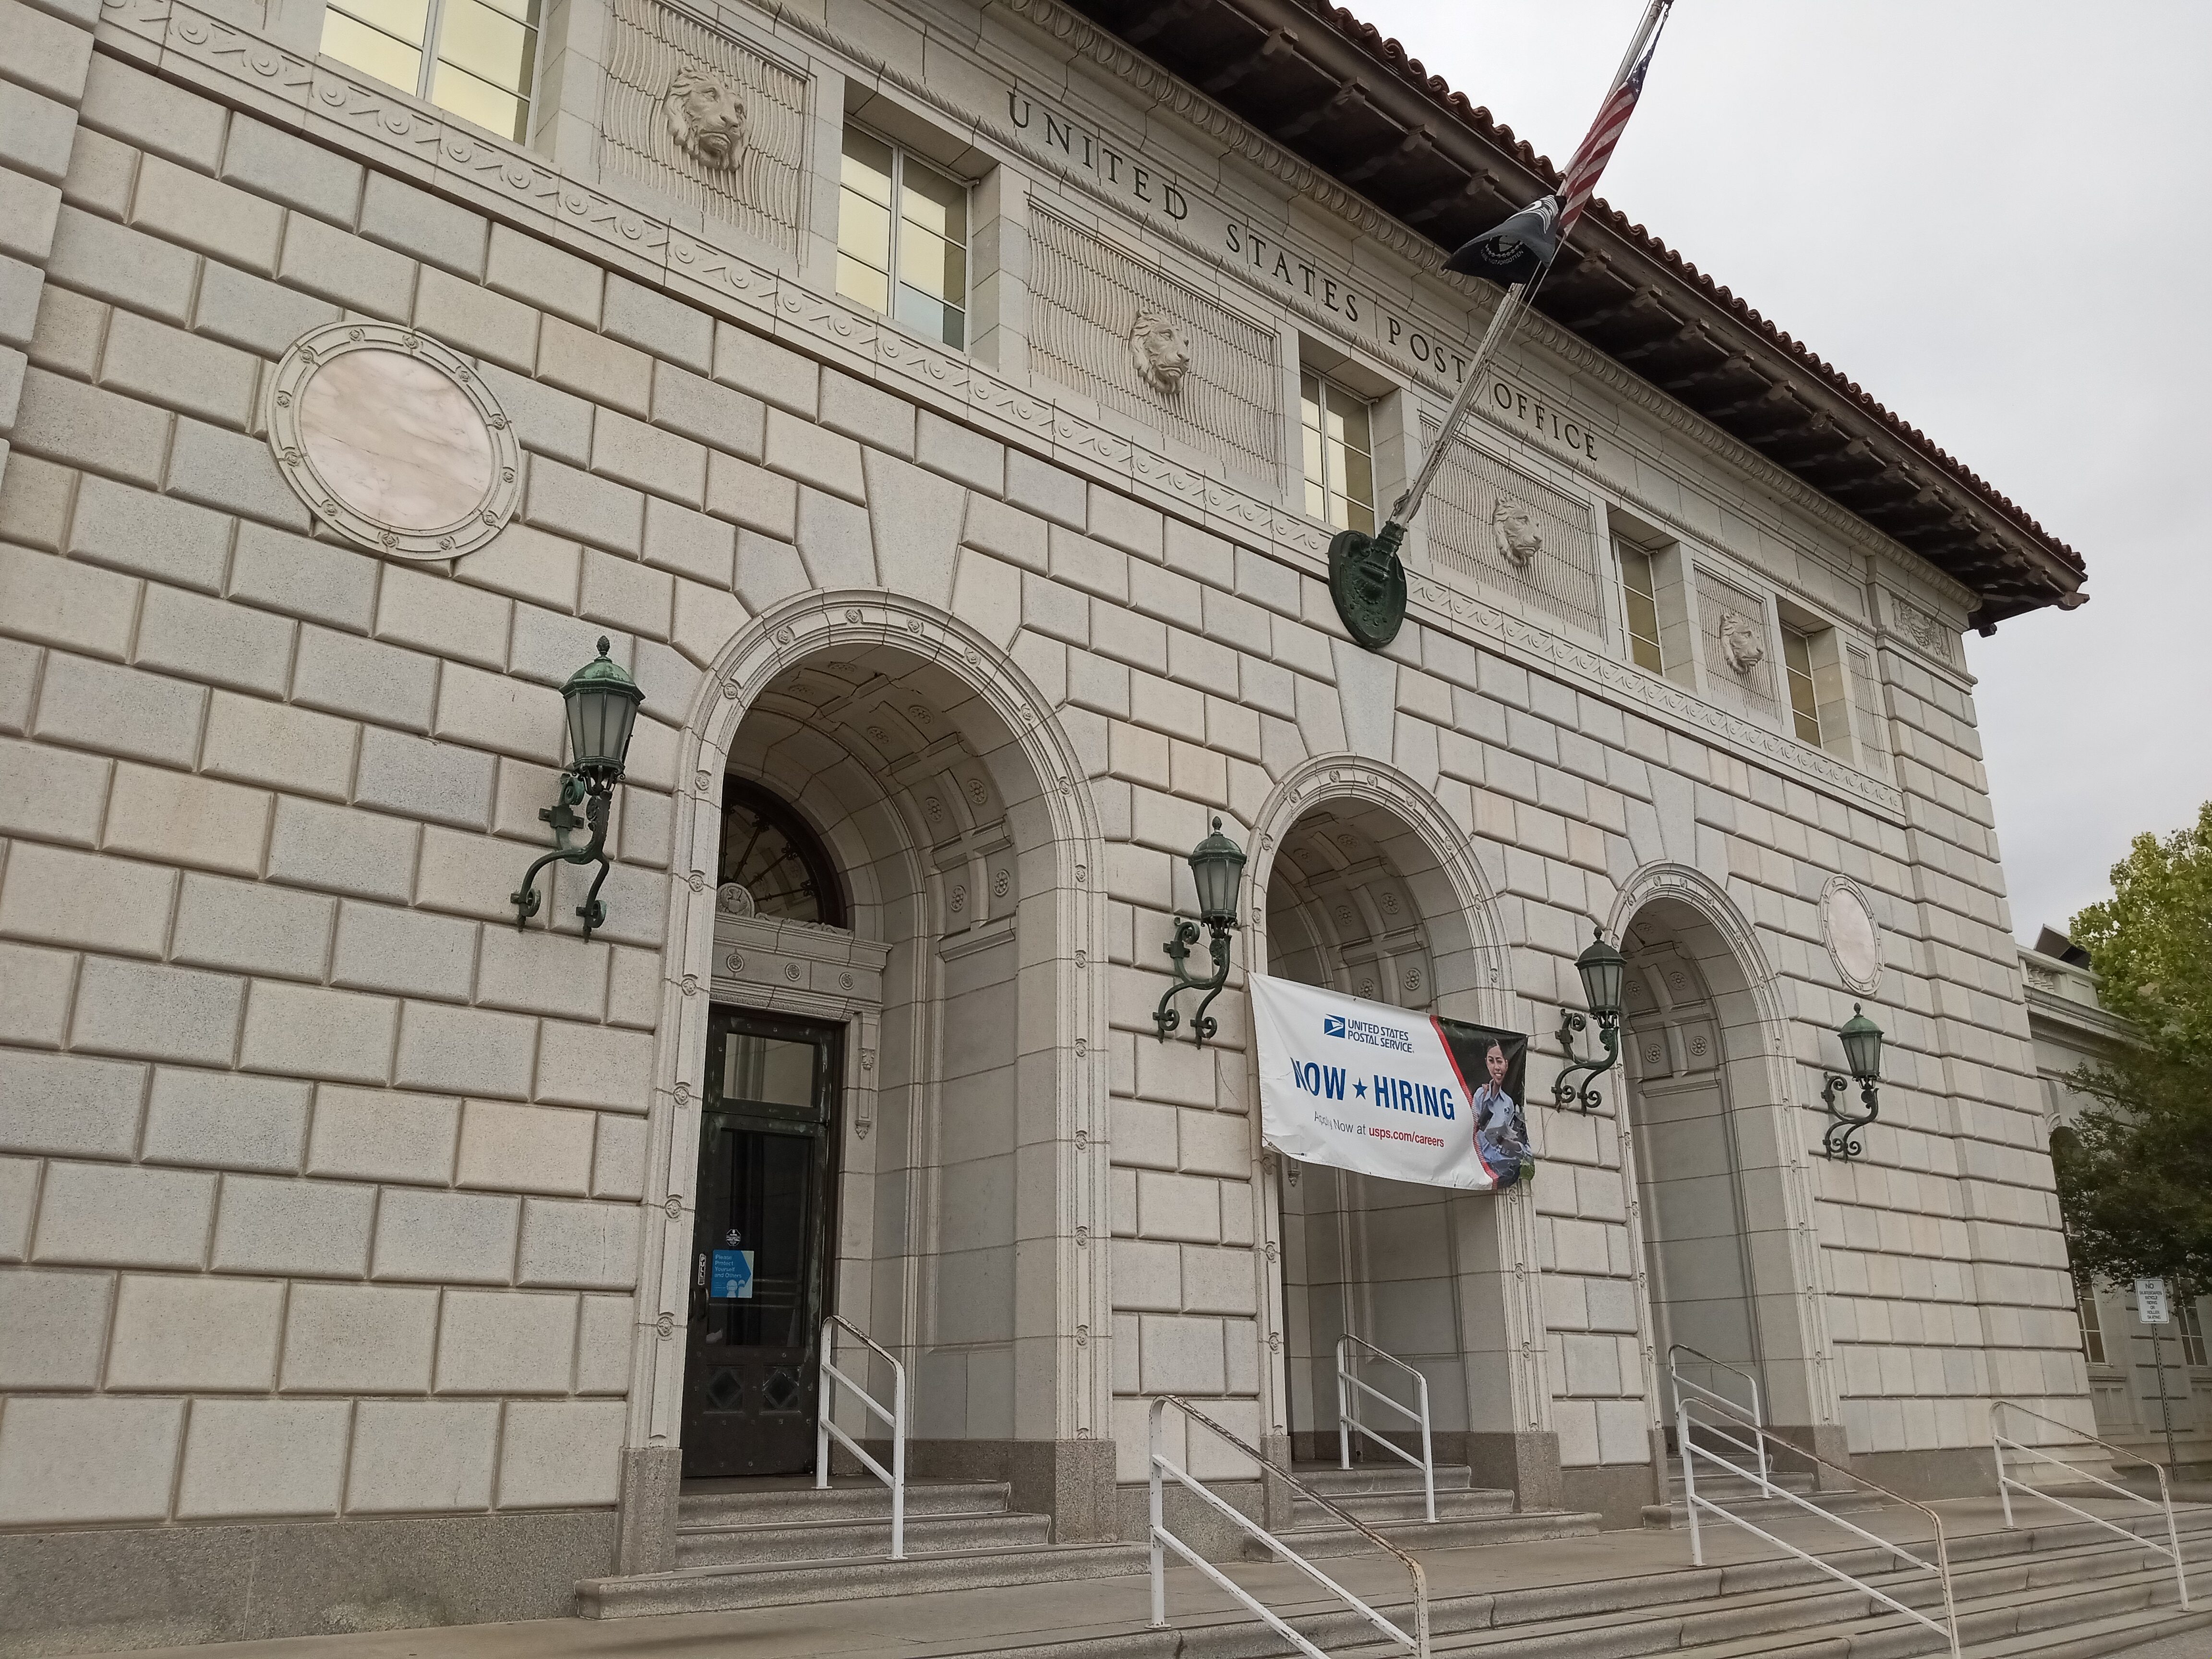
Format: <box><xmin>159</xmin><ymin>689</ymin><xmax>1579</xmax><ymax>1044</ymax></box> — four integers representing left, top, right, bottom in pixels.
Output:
<box><xmin>0</xmin><ymin>0</ymin><xmax>2098</xmax><ymax>1641</ymax></box>
<box><xmin>2023</xmin><ymin>929</ymin><xmax>2212</xmax><ymax>1472</ymax></box>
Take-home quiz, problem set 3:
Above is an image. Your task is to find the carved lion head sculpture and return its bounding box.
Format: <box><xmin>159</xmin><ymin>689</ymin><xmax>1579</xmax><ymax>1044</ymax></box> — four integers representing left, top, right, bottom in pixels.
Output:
<box><xmin>1491</xmin><ymin>498</ymin><xmax>1543</xmax><ymax>570</ymax></box>
<box><xmin>1719</xmin><ymin>612</ymin><xmax>1766</xmax><ymax>674</ymax></box>
<box><xmin>1128</xmin><ymin>313</ymin><xmax>1191</xmax><ymax>394</ymax></box>
<box><xmin>665</xmin><ymin>62</ymin><xmax>748</xmax><ymax>172</ymax></box>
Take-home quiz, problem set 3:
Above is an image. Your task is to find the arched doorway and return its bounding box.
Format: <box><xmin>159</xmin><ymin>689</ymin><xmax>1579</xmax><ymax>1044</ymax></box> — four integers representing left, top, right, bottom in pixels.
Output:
<box><xmin>621</xmin><ymin>601</ymin><xmax>1113</xmax><ymax>1563</ymax></box>
<box><xmin>1244</xmin><ymin>762</ymin><xmax>1551</xmax><ymax>1504</ymax></box>
<box><xmin>1610</xmin><ymin>874</ymin><xmax>1834</xmax><ymax>1470</ymax></box>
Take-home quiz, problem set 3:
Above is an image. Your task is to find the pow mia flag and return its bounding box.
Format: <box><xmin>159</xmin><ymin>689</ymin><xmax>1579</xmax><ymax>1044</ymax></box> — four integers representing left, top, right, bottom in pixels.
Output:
<box><xmin>1443</xmin><ymin>196</ymin><xmax>1562</xmax><ymax>286</ymax></box>
<box><xmin>1443</xmin><ymin>0</ymin><xmax>1671</xmax><ymax>288</ymax></box>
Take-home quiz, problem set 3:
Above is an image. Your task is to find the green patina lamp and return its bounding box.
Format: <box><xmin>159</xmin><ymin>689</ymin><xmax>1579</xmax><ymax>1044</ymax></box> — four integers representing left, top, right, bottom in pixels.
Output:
<box><xmin>1551</xmin><ymin>925</ymin><xmax>1626</xmax><ymax>1112</ymax></box>
<box><xmin>1152</xmin><ymin>818</ymin><xmax>1247</xmax><ymax>1046</ymax></box>
<box><xmin>511</xmin><ymin>638</ymin><xmax>643</xmax><ymax>940</ymax></box>
<box><xmin>1821</xmin><ymin>1004</ymin><xmax>1885</xmax><ymax>1159</ymax></box>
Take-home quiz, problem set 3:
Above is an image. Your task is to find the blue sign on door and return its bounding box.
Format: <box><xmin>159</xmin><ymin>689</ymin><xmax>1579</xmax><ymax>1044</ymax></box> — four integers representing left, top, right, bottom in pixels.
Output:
<box><xmin>710</xmin><ymin>1248</ymin><xmax>755</xmax><ymax>1300</ymax></box>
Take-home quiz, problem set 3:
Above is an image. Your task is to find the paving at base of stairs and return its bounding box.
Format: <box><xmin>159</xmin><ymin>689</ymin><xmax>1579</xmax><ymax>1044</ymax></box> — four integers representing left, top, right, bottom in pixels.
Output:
<box><xmin>69</xmin><ymin>1488</ymin><xmax>2212</xmax><ymax>1659</ymax></box>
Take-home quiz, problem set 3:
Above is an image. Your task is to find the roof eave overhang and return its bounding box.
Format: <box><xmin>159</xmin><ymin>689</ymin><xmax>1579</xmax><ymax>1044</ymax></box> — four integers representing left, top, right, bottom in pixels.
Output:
<box><xmin>1061</xmin><ymin>0</ymin><xmax>2087</xmax><ymax>625</ymax></box>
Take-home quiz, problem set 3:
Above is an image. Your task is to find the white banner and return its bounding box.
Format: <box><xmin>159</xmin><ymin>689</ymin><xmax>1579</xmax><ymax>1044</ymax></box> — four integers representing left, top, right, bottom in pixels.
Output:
<box><xmin>1249</xmin><ymin>972</ymin><xmax>1532</xmax><ymax>1191</ymax></box>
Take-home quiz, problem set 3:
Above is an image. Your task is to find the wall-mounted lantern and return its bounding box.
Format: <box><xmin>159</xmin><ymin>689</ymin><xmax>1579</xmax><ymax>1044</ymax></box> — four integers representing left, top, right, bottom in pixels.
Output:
<box><xmin>1821</xmin><ymin>1004</ymin><xmax>1885</xmax><ymax>1159</ymax></box>
<box><xmin>511</xmin><ymin>637</ymin><xmax>643</xmax><ymax>941</ymax></box>
<box><xmin>1152</xmin><ymin>817</ymin><xmax>1247</xmax><ymax>1046</ymax></box>
<box><xmin>1551</xmin><ymin>926</ymin><xmax>1626</xmax><ymax>1112</ymax></box>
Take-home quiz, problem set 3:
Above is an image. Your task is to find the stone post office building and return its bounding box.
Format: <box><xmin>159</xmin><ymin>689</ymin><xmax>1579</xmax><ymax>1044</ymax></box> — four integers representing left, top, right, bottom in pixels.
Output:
<box><xmin>0</xmin><ymin>0</ymin><xmax>2094</xmax><ymax>1639</ymax></box>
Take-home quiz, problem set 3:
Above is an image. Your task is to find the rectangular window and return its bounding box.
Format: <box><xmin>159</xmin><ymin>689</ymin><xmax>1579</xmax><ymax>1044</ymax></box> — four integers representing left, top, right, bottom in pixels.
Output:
<box><xmin>1781</xmin><ymin>623</ymin><xmax>1823</xmax><ymax>745</ymax></box>
<box><xmin>322</xmin><ymin>0</ymin><xmax>539</xmax><ymax>142</ymax></box>
<box><xmin>2181</xmin><ymin>1296</ymin><xmax>2208</xmax><ymax>1367</ymax></box>
<box><xmin>1300</xmin><ymin>374</ymin><xmax>1376</xmax><ymax>534</ymax></box>
<box><xmin>1618</xmin><ymin>541</ymin><xmax>1664</xmax><ymax>673</ymax></box>
<box><xmin>2077</xmin><ymin>1280</ymin><xmax>2106</xmax><ymax>1366</ymax></box>
<box><xmin>837</xmin><ymin>128</ymin><xmax>968</xmax><ymax>350</ymax></box>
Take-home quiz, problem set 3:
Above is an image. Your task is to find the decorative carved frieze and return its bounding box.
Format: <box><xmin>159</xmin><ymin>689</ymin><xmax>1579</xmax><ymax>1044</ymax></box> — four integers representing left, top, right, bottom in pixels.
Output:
<box><xmin>1027</xmin><ymin>204</ymin><xmax>1280</xmax><ymax>483</ymax></box>
<box><xmin>1887</xmin><ymin>591</ymin><xmax>1958</xmax><ymax>664</ymax></box>
<box><xmin>601</xmin><ymin>0</ymin><xmax>805</xmax><ymax>255</ymax></box>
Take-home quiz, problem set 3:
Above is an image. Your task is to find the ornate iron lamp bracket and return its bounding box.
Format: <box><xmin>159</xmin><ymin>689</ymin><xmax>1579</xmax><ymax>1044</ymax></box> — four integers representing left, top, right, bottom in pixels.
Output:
<box><xmin>1820</xmin><ymin>1073</ymin><xmax>1879</xmax><ymax>1160</ymax></box>
<box><xmin>511</xmin><ymin>769</ymin><xmax>617</xmax><ymax>940</ymax></box>
<box><xmin>1153</xmin><ymin>914</ymin><xmax>1233</xmax><ymax>1045</ymax></box>
<box><xmin>1551</xmin><ymin>1007</ymin><xmax>1622</xmax><ymax>1113</ymax></box>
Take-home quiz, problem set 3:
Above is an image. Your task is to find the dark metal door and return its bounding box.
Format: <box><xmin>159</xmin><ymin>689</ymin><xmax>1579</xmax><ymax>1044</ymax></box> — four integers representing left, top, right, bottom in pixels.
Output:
<box><xmin>682</xmin><ymin>1008</ymin><xmax>840</xmax><ymax>1478</ymax></box>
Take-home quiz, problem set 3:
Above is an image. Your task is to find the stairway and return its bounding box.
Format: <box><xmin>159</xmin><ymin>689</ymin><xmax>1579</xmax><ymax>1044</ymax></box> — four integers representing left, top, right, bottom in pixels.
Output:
<box><xmin>575</xmin><ymin>1476</ymin><xmax>1147</xmax><ymax>1617</ymax></box>
<box><xmin>966</xmin><ymin>1502</ymin><xmax>2212</xmax><ymax>1659</ymax></box>
<box><xmin>1643</xmin><ymin>1454</ymin><xmax>1890</xmax><ymax>1529</ymax></box>
<box><xmin>1239</xmin><ymin>1462</ymin><xmax>1602</xmax><ymax>1561</ymax></box>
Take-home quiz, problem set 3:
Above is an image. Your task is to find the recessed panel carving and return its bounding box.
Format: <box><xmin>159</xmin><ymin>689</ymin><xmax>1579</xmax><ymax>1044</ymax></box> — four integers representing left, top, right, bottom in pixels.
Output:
<box><xmin>1695</xmin><ymin>567</ymin><xmax>1779</xmax><ymax>726</ymax></box>
<box><xmin>1422</xmin><ymin>422</ymin><xmax>1603</xmax><ymax>635</ymax></box>
<box><xmin>602</xmin><ymin>0</ymin><xmax>805</xmax><ymax>255</ymax></box>
<box><xmin>265</xmin><ymin>324</ymin><xmax>520</xmax><ymax>560</ymax></box>
<box><xmin>1821</xmin><ymin>876</ymin><xmax>1883</xmax><ymax>995</ymax></box>
<box><xmin>1027</xmin><ymin>204</ymin><xmax>1280</xmax><ymax>483</ymax></box>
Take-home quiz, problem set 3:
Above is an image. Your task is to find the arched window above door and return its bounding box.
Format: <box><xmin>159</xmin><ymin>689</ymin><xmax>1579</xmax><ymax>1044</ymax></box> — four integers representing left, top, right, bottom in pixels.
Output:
<box><xmin>719</xmin><ymin>778</ymin><xmax>845</xmax><ymax>928</ymax></box>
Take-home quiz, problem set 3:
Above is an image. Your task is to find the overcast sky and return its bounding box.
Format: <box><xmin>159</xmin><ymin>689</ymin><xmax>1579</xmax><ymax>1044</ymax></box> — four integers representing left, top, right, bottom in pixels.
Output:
<box><xmin>1344</xmin><ymin>0</ymin><xmax>2212</xmax><ymax>944</ymax></box>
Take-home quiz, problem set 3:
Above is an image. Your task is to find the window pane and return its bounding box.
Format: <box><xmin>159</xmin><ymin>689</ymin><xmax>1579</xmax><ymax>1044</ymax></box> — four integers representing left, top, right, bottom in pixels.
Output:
<box><xmin>837</xmin><ymin>190</ymin><xmax>891</xmax><ymax>274</ymax></box>
<box><xmin>322</xmin><ymin>11</ymin><xmax>424</xmax><ymax>94</ymax></box>
<box><xmin>1619</xmin><ymin>545</ymin><xmax>1654</xmax><ymax>601</ymax></box>
<box><xmin>899</xmin><ymin>156</ymin><xmax>967</xmax><ymax>242</ymax></box>
<box><xmin>1625</xmin><ymin>591</ymin><xmax>1661</xmax><ymax>648</ymax></box>
<box><xmin>436</xmin><ymin>0</ymin><xmax>533</xmax><ymax>95</ymax></box>
<box><xmin>1781</xmin><ymin>626</ymin><xmax>1814</xmax><ymax>679</ymax></box>
<box><xmin>1346</xmin><ymin>494</ymin><xmax>1375</xmax><ymax>534</ymax></box>
<box><xmin>330</xmin><ymin>0</ymin><xmax>429</xmax><ymax>47</ymax></box>
<box><xmin>836</xmin><ymin>252</ymin><xmax>889</xmax><ymax>314</ymax></box>
<box><xmin>1302</xmin><ymin>424</ymin><xmax>1324</xmax><ymax>486</ymax></box>
<box><xmin>1300</xmin><ymin>375</ymin><xmax>1321</xmax><ymax>426</ymax></box>
<box><xmin>470</xmin><ymin>0</ymin><xmax>537</xmax><ymax>26</ymax></box>
<box><xmin>896</xmin><ymin>224</ymin><xmax>964</xmax><ymax>305</ymax></box>
<box><xmin>895</xmin><ymin>284</ymin><xmax>960</xmax><ymax>348</ymax></box>
<box><xmin>1305</xmin><ymin>479</ymin><xmax>1326</xmax><ymax>519</ymax></box>
<box><xmin>841</xmin><ymin>128</ymin><xmax>893</xmax><ymax>206</ymax></box>
<box><xmin>431</xmin><ymin>59</ymin><xmax>528</xmax><ymax>140</ymax></box>
<box><xmin>1782</xmin><ymin>624</ymin><xmax>1822</xmax><ymax>742</ymax></box>
<box><xmin>1337</xmin><ymin>442</ymin><xmax>1373</xmax><ymax>504</ymax></box>
<box><xmin>1333</xmin><ymin>391</ymin><xmax>1372</xmax><ymax>455</ymax></box>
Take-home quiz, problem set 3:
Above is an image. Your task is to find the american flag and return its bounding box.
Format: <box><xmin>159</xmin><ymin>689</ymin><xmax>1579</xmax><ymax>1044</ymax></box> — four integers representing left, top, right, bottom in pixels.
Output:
<box><xmin>1556</xmin><ymin>4</ymin><xmax>1672</xmax><ymax>238</ymax></box>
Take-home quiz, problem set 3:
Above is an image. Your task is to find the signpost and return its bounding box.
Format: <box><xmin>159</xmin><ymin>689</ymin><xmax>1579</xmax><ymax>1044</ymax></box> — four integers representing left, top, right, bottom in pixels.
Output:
<box><xmin>2135</xmin><ymin>1276</ymin><xmax>2178</xmax><ymax>1472</ymax></box>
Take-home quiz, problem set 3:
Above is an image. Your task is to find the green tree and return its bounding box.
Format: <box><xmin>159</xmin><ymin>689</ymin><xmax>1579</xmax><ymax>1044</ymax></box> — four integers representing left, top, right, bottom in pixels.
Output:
<box><xmin>2050</xmin><ymin>802</ymin><xmax>2212</xmax><ymax>1290</ymax></box>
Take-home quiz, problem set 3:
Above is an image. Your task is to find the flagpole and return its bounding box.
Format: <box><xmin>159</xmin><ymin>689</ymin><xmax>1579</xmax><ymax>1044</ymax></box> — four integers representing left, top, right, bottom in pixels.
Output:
<box><xmin>1323</xmin><ymin>0</ymin><xmax>1672</xmax><ymax>652</ymax></box>
<box><xmin>1385</xmin><ymin>276</ymin><xmax>1537</xmax><ymax>534</ymax></box>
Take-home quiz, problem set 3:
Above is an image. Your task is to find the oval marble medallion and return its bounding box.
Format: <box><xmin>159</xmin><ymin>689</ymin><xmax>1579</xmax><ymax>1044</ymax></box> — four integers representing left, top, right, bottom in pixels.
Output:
<box><xmin>1820</xmin><ymin>877</ymin><xmax>1882</xmax><ymax>994</ymax></box>
<box><xmin>267</xmin><ymin>323</ymin><xmax>520</xmax><ymax>560</ymax></box>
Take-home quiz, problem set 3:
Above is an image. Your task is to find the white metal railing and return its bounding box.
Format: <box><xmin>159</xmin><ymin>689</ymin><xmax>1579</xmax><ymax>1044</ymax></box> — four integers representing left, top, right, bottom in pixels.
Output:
<box><xmin>1148</xmin><ymin>1395</ymin><xmax>1429</xmax><ymax>1659</ymax></box>
<box><xmin>1678</xmin><ymin>1397</ymin><xmax>1960</xmax><ymax>1659</ymax></box>
<box><xmin>1991</xmin><ymin>1398</ymin><xmax>2191</xmax><ymax>1610</ymax></box>
<box><xmin>1336</xmin><ymin>1334</ymin><xmax>1437</xmax><ymax>1524</ymax></box>
<box><xmin>1667</xmin><ymin>1343</ymin><xmax>1770</xmax><ymax>1497</ymax></box>
<box><xmin>817</xmin><ymin>1314</ymin><xmax>907</xmax><ymax>1560</ymax></box>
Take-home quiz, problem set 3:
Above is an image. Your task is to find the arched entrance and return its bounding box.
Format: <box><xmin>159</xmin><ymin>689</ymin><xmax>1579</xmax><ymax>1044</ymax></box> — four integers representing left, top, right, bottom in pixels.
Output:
<box><xmin>1609</xmin><ymin>869</ymin><xmax>1836</xmax><ymax>1470</ymax></box>
<box><xmin>616</xmin><ymin>598</ymin><xmax>1112</xmax><ymax>1567</ymax></box>
<box><xmin>1244</xmin><ymin>759</ymin><xmax>1555</xmax><ymax>1506</ymax></box>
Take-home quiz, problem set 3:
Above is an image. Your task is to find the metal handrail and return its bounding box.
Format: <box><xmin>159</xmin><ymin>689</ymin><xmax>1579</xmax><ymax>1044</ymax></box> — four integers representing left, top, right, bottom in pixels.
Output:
<box><xmin>1667</xmin><ymin>1343</ymin><xmax>1770</xmax><ymax>1498</ymax></box>
<box><xmin>1678</xmin><ymin>1397</ymin><xmax>1960</xmax><ymax>1659</ymax></box>
<box><xmin>1336</xmin><ymin>1334</ymin><xmax>1437</xmax><ymax>1523</ymax></box>
<box><xmin>818</xmin><ymin>1314</ymin><xmax>906</xmax><ymax>1560</ymax></box>
<box><xmin>1148</xmin><ymin>1395</ymin><xmax>1429</xmax><ymax>1659</ymax></box>
<box><xmin>1991</xmin><ymin>1398</ymin><xmax>2190</xmax><ymax>1610</ymax></box>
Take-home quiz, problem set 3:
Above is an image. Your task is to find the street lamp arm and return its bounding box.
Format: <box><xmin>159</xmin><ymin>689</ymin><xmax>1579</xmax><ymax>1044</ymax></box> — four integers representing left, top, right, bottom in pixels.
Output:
<box><xmin>1551</xmin><ymin>1006</ymin><xmax>1622</xmax><ymax>1114</ymax></box>
<box><xmin>512</xmin><ymin>769</ymin><xmax>618</xmax><ymax>940</ymax></box>
<box><xmin>1820</xmin><ymin>1073</ymin><xmax>1880</xmax><ymax>1160</ymax></box>
<box><xmin>1153</xmin><ymin>914</ymin><xmax>1234</xmax><ymax>1045</ymax></box>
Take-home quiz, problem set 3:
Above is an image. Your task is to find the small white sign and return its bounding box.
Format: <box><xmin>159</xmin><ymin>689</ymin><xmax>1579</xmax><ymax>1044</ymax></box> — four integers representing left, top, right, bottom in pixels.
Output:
<box><xmin>2136</xmin><ymin>1277</ymin><xmax>2170</xmax><ymax>1325</ymax></box>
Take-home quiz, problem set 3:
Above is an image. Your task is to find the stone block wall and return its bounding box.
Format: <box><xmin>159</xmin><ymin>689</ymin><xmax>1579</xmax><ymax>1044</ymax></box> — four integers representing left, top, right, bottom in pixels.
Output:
<box><xmin>0</xmin><ymin>0</ymin><xmax>2092</xmax><ymax>1634</ymax></box>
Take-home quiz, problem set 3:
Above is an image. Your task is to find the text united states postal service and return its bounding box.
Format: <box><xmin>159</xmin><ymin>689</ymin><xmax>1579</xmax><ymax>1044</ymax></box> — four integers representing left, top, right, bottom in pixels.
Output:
<box><xmin>1250</xmin><ymin>974</ymin><xmax>1527</xmax><ymax>1191</ymax></box>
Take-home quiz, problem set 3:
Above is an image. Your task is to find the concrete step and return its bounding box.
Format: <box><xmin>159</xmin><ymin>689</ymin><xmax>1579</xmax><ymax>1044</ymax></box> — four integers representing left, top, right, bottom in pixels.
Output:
<box><xmin>1288</xmin><ymin>1461</ymin><xmax>1479</xmax><ymax>1496</ymax></box>
<box><xmin>1239</xmin><ymin>1505</ymin><xmax>1603</xmax><ymax>1562</ymax></box>
<box><xmin>675</xmin><ymin>1506</ymin><xmax>1051</xmax><ymax>1567</ymax></box>
<box><xmin>1288</xmin><ymin>1484</ymin><xmax>1516</xmax><ymax>1526</ymax></box>
<box><xmin>576</xmin><ymin>1538</ymin><xmax>1152</xmax><ymax>1617</ymax></box>
<box><xmin>676</xmin><ymin>1477</ymin><xmax>1011</xmax><ymax>1526</ymax></box>
<box><xmin>1643</xmin><ymin>1482</ymin><xmax>1893</xmax><ymax>1530</ymax></box>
